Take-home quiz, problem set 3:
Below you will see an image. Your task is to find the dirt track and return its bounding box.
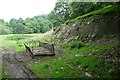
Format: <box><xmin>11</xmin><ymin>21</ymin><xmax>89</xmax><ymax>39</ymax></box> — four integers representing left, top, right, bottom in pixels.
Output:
<box><xmin>2</xmin><ymin>51</ymin><xmax>35</xmax><ymax>78</ymax></box>
<box><xmin>2</xmin><ymin>45</ymin><xmax>63</xmax><ymax>78</ymax></box>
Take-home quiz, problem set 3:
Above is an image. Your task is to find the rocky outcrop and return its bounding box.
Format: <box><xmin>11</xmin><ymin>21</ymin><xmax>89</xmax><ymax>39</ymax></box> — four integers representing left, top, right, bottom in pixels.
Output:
<box><xmin>54</xmin><ymin>11</ymin><xmax>120</xmax><ymax>43</ymax></box>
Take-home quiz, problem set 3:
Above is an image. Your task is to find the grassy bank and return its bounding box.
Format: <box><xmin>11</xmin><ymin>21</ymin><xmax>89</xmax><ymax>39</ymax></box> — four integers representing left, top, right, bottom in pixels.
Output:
<box><xmin>27</xmin><ymin>40</ymin><xmax>119</xmax><ymax>78</ymax></box>
<box><xmin>26</xmin><ymin>5</ymin><xmax>119</xmax><ymax>78</ymax></box>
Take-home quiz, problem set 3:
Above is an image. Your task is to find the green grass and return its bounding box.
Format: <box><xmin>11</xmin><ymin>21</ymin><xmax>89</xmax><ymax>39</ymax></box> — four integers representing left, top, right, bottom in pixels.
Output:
<box><xmin>59</xmin><ymin>40</ymin><xmax>88</xmax><ymax>49</ymax></box>
<box><xmin>5</xmin><ymin>34</ymin><xmax>32</xmax><ymax>40</ymax></box>
<box><xmin>1</xmin><ymin>32</ymin><xmax>54</xmax><ymax>78</ymax></box>
<box><xmin>0</xmin><ymin>32</ymin><xmax>53</xmax><ymax>52</ymax></box>
<box><xmin>27</xmin><ymin>41</ymin><xmax>118</xmax><ymax>78</ymax></box>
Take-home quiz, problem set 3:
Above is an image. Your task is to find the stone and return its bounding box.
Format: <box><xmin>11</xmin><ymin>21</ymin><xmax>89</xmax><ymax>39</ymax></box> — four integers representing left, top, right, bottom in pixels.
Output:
<box><xmin>75</xmin><ymin>54</ymin><xmax>85</xmax><ymax>57</ymax></box>
<box><xmin>85</xmin><ymin>72</ymin><xmax>91</xmax><ymax>77</ymax></box>
<box><xmin>87</xmin><ymin>22</ymin><xmax>90</xmax><ymax>24</ymax></box>
<box><xmin>91</xmin><ymin>33</ymin><xmax>96</xmax><ymax>38</ymax></box>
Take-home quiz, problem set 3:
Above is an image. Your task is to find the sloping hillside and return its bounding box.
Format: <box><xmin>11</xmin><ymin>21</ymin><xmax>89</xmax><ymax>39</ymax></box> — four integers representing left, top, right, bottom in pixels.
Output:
<box><xmin>54</xmin><ymin>5</ymin><xmax>120</xmax><ymax>43</ymax></box>
<box><xmin>26</xmin><ymin>4</ymin><xmax>120</xmax><ymax>78</ymax></box>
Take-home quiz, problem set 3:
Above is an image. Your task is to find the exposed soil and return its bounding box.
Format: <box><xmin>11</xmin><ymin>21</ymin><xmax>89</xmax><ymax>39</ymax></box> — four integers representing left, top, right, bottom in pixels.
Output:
<box><xmin>2</xmin><ymin>50</ymin><xmax>35</xmax><ymax>78</ymax></box>
<box><xmin>2</xmin><ymin>46</ymin><xmax>63</xmax><ymax>78</ymax></box>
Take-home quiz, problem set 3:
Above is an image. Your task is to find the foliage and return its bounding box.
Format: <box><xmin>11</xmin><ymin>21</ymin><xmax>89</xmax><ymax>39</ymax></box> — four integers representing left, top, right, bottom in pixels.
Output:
<box><xmin>48</xmin><ymin>2</ymin><xmax>70</xmax><ymax>27</ymax></box>
<box><xmin>71</xmin><ymin>4</ymin><xmax>119</xmax><ymax>23</ymax></box>
<box><xmin>8</xmin><ymin>15</ymin><xmax>54</xmax><ymax>34</ymax></box>
<box><xmin>0</xmin><ymin>21</ymin><xmax>12</xmax><ymax>35</ymax></box>
<box><xmin>0</xmin><ymin>2</ymin><xmax>118</xmax><ymax>35</ymax></box>
<box><xmin>48</xmin><ymin>2</ymin><xmax>117</xmax><ymax>27</ymax></box>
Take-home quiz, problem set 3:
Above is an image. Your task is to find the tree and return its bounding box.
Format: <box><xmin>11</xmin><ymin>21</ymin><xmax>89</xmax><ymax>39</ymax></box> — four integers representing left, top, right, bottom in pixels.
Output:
<box><xmin>48</xmin><ymin>2</ymin><xmax>70</xmax><ymax>27</ymax></box>
<box><xmin>34</xmin><ymin>15</ymin><xmax>53</xmax><ymax>33</ymax></box>
<box><xmin>9</xmin><ymin>18</ymin><xmax>18</xmax><ymax>33</ymax></box>
<box><xmin>15</xmin><ymin>22</ymin><xmax>26</xmax><ymax>34</ymax></box>
<box><xmin>0</xmin><ymin>21</ymin><xmax>11</xmax><ymax>35</ymax></box>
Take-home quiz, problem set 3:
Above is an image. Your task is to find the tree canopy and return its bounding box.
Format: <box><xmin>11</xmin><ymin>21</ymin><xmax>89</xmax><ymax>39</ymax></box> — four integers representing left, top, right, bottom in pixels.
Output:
<box><xmin>0</xmin><ymin>1</ymin><xmax>117</xmax><ymax>35</ymax></box>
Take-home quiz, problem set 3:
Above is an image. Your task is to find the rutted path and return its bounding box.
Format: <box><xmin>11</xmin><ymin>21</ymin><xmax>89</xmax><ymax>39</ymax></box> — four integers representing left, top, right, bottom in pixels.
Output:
<box><xmin>2</xmin><ymin>45</ymin><xmax>63</xmax><ymax>78</ymax></box>
<box><xmin>2</xmin><ymin>50</ymin><xmax>35</xmax><ymax>78</ymax></box>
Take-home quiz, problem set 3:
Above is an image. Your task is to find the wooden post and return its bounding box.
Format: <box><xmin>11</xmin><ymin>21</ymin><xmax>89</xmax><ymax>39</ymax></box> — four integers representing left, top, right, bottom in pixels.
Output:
<box><xmin>51</xmin><ymin>44</ymin><xmax>55</xmax><ymax>55</ymax></box>
<box><xmin>24</xmin><ymin>43</ymin><xmax>34</xmax><ymax>58</ymax></box>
